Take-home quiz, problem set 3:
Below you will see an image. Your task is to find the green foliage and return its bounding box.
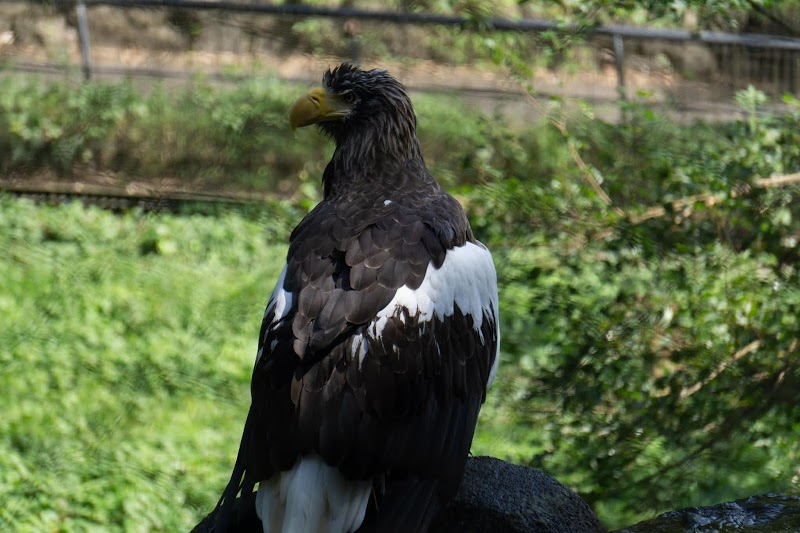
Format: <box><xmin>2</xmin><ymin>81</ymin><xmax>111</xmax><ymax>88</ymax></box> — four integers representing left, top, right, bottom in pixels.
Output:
<box><xmin>0</xmin><ymin>73</ymin><xmax>577</xmax><ymax>201</ymax></box>
<box><xmin>0</xmin><ymin>74</ymin><xmax>542</xmax><ymax>196</ymax></box>
<box><xmin>469</xmin><ymin>87</ymin><xmax>800</xmax><ymax>527</ymax></box>
<box><xmin>0</xmin><ymin>75</ymin><xmax>330</xmax><ymax>192</ymax></box>
<box><xmin>0</xmin><ymin>79</ymin><xmax>144</xmax><ymax>174</ymax></box>
<box><xmin>0</xmin><ymin>198</ymin><xmax>290</xmax><ymax>531</ymax></box>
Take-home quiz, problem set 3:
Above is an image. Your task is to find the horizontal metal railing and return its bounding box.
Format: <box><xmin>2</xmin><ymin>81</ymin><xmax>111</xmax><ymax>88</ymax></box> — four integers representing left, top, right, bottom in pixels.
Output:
<box><xmin>3</xmin><ymin>1</ymin><xmax>798</xmax><ymax>114</ymax></box>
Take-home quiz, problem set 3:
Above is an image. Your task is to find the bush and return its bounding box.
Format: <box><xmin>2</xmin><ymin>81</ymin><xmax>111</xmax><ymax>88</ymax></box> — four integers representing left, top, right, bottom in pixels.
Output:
<box><xmin>0</xmin><ymin>197</ymin><xmax>289</xmax><ymax>531</ymax></box>
<box><xmin>469</xmin><ymin>89</ymin><xmax>800</xmax><ymax>527</ymax></box>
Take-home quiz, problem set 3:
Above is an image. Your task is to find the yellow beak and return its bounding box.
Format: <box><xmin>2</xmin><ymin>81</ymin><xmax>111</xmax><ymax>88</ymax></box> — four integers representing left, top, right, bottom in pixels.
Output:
<box><xmin>289</xmin><ymin>87</ymin><xmax>349</xmax><ymax>133</ymax></box>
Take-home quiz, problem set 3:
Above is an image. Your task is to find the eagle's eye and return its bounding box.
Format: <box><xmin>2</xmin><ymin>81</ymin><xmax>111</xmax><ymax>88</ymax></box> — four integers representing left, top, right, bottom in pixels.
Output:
<box><xmin>341</xmin><ymin>91</ymin><xmax>357</xmax><ymax>105</ymax></box>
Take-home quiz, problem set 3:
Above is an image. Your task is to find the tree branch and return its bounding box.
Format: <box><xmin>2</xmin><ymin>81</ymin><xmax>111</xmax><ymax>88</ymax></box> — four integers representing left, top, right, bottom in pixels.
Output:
<box><xmin>628</xmin><ymin>171</ymin><xmax>800</xmax><ymax>224</ymax></box>
<box><xmin>679</xmin><ymin>339</ymin><xmax>762</xmax><ymax>400</ymax></box>
<box><xmin>745</xmin><ymin>0</ymin><xmax>799</xmax><ymax>36</ymax></box>
<box><xmin>517</xmin><ymin>84</ymin><xmax>620</xmax><ymax>211</ymax></box>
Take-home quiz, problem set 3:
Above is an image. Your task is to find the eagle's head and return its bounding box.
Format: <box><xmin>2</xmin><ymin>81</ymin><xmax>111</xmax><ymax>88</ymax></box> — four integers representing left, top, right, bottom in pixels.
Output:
<box><xmin>289</xmin><ymin>63</ymin><xmax>417</xmax><ymax>149</ymax></box>
<box><xmin>290</xmin><ymin>64</ymin><xmax>428</xmax><ymax>197</ymax></box>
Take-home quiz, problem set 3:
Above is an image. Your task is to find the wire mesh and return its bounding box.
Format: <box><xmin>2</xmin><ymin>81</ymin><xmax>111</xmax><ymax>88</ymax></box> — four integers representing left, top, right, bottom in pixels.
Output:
<box><xmin>1</xmin><ymin>1</ymin><xmax>799</xmax><ymax>122</ymax></box>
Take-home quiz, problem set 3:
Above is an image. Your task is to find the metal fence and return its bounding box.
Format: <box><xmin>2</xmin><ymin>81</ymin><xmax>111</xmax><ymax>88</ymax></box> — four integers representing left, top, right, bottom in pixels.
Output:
<box><xmin>2</xmin><ymin>0</ymin><xmax>800</xmax><ymax>120</ymax></box>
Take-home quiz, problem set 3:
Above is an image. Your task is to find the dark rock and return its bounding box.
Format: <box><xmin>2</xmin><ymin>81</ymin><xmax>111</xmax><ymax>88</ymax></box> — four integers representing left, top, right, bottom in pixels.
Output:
<box><xmin>431</xmin><ymin>456</ymin><xmax>606</xmax><ymax>533</ymax></box>
<box><xmin>191</xmin><ymin>456</ymin><xmax>606</xmax><ymax>532</ymax></box>
<box><xmin>614</xmin><ymin>493</ymin><xmax>800</xmax><ymax>533</ymax></box>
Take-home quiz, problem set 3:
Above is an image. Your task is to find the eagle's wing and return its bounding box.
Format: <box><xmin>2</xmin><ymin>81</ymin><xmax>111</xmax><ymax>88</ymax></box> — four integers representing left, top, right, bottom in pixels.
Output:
<box><xmin>220</xmin><ymin>193</ymin><xmax>499</xmax><ymax>531</ymax></box>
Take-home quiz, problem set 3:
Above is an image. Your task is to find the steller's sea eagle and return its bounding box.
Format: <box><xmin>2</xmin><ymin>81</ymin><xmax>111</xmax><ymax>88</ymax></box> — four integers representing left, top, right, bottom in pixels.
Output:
<box><xmin>215</xmin><ymin>63</ymin><xmax>499</xmax><ymax>533</ymax></box>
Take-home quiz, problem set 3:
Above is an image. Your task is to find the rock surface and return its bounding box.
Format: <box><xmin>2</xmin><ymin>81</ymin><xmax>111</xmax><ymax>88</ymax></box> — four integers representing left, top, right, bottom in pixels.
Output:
<box><xmin>615</xmin><ymin>493</ymin><xmax>800</xmax><ymax>533</ymax></box>
<box><xmin>431</xmin><ymin>456</ymin><xmax>607</xmax><ymax>533</ymax></box>
<box><xmin>191</xmin><ymin>456</ymin><xmax>606</xmax><ymax>533</ymax></box>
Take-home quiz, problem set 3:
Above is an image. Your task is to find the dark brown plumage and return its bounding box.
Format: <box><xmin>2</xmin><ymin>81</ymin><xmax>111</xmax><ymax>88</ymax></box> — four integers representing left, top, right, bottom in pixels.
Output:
<box><xmin>216</xmin><ymin>64</ymin><xmax>499</xmax><ymax>533</ymax></box>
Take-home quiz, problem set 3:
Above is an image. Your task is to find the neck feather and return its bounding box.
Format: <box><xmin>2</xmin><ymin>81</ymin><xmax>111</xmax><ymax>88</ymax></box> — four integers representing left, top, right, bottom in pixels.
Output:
<box><xmin>322</xmin><ymin>120</ymin><xmax>424</xmax><ymax>198</ymax></box>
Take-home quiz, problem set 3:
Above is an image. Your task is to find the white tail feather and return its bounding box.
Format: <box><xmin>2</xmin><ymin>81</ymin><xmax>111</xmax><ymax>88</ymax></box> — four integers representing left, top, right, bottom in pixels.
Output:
<box><xmin>256</xmin><ymin>455</ymin><xmax>372</xmax><ymax>533</ymax></box>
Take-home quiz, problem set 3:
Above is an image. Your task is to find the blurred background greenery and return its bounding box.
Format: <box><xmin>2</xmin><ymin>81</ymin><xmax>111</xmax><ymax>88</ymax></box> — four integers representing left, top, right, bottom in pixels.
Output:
<box><xmin>2</xmin><ymin>1</ymin><xmax>800</xmax><ymax>531</ymax></box>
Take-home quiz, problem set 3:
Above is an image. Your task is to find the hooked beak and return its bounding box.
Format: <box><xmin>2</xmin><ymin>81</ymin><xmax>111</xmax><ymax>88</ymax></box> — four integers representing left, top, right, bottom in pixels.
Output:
<box><xmin>289</xmin><ymin>87</ymin><xmax>350</xmax><ymax>133</ymax></box>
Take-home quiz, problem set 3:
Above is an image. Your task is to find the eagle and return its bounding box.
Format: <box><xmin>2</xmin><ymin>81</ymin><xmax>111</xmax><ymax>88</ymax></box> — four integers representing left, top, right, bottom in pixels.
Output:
<box><xmin>215</xmin><ymin>64</ymin><xmax>500</xmax><ymax>533</ymax></box>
